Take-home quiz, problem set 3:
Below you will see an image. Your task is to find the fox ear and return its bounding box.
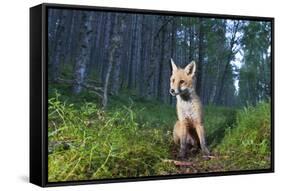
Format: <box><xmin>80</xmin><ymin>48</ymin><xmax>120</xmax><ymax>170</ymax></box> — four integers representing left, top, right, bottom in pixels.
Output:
<box><xmin>184</xmin><ymin>61</ymin><xmax>196</xmax><ymax>76</ymax></box>
<box><xmin>171</xmin><ymin>58</ymin><xmax>177</xmax><ymax>72</ymax></box>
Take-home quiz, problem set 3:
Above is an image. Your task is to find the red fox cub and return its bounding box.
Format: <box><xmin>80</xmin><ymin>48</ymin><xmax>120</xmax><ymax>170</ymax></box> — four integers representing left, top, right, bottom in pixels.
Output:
<box><xmin>170</xmin><ymin>59</ymin><xmax>210</xmax><ymax>158</ymax></box>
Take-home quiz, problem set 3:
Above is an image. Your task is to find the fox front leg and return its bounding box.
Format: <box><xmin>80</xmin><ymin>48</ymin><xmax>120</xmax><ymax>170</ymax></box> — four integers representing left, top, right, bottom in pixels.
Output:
<box><xmin>195</xmin><ymin>124</ymin><xmax>210</xmax><ymax>156</ymax></box>
<box><xmin>179</xmin><ymin>138</ymin><xmax>187</xmax><ymax>159</ymax></box>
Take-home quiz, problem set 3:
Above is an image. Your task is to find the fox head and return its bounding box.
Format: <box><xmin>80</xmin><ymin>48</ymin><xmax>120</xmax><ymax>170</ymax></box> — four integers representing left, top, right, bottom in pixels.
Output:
<box><xmin>170</xmin><ymin>59</ymin><xmax>196</xmax><ymax>96</ymax></box>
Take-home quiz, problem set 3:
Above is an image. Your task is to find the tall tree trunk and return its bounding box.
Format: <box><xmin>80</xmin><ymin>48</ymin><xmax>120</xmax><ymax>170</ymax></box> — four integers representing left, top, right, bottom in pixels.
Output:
<box><xmin>215</xmin><ymin>22</ymin><xmax>240</xmax><ymax>104</ymax></box>
<box><xmin>140</xmin><ymin>16</ymin><xmax>150</xmax><ymax>97</ymax></box>
<box><xmin>51</xmin><ymin>10</ymin><xmax>67</xmax><ymax>82</ymax></box>
<box><xmin>122</xmin><ymin>15</ymin><xmax>133</xmax><ymax>89</ymax></box>
<box><xmin>196</xmin><ymin>18</ymin><xmax>204</xmax><ymax>98</ymax></box>
<box><xmin>62</xmin><ymin>11</ymin><xmax>75</xmax><ymax>67</ymax></box>
<box><xmin>95</xmin><ymin>13</ymin><xmax>106</xmax><ymax>80</ymax></box>
<box><xmin>169</xmin><ymin>19</ymin><xmax>177</xmax><ymax>104</ymax></box>
<box><xmin>128</xmin><ymin>15</ymin><xmax>138</xmax><ymax>89</ymax></box>
<box><xmin>72</xmin><ymin>12</ymin><xmax>94</xmax><ymax>94</ymax></box>
<box><xmin>189</xmin><ymin>18</ymin><xmax>194</xmax><ymax>61</ymax></box>
<box><xmin>100</xmin><ymin>14</ymin><xmax>114</xmax><ymax>82</ymax></box>
<box><xmin>146</xmin><ymin>16</ymin><xmax>157</xmax><ymax>99</ymax></box>
<box><xmin>88</xmin><ymin>12</ymin><xmax>102</xmax><ymax>76</ymax></box>
<box><xmin>136</xmin><ymin>16</ymin><xmax>143</xmax><ymax>94</ymax></box>
<box><xmin>111</xmin><ymin>16</ymin><xmax>128</xmax><ymax>95</ymax></box>
<box><xmin>157</xmin><ymin>21</ymin><xmax>166</xmax><ymax>99</ymax></box>
<box><xmin>102</xmin><ymin>14</ymin><xmax>126</xmax><ymax>108</ymax></box>
<box><xmin>48</xmin><ymin>9</ymin><xmax>60</xmax><ymax>64</ymax></box>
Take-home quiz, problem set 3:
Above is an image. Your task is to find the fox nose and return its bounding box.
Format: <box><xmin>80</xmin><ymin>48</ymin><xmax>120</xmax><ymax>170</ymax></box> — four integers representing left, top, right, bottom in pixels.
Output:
<box><xmin>170</xmin><ymin>89</ymin><xmax>175</xmax><ymax>94</ymax></box>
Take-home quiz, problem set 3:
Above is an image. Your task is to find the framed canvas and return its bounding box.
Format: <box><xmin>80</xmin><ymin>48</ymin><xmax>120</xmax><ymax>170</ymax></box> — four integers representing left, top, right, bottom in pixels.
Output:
<box><xmin>30</xmin><ymin>3</ymin><xmax>274</xmax><ymax>187</ymax></box>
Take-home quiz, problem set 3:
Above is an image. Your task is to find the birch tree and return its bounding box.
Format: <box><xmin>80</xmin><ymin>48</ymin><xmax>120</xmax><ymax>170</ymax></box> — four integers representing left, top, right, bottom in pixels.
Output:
<box><xmin>72</xmin><ymin>12</ymin><xmax>94</xmax><ymax>94</ymax></box>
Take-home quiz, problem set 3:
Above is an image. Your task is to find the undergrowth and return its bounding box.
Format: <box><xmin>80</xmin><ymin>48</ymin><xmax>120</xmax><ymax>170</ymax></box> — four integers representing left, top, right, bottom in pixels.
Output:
<box><xmin>48</xmin><ymin>87</ymin><xmax>272</xmax><ymax>182</ymax></box>
<box><xmin>214</xmin><ymin>102</ymin><xmax>271</xmax><ymax>170</ymax></box>
<box><xmin>48</xmin><ymin>91</ymin><xmax>176</xmax><ymax>182</ymax></box>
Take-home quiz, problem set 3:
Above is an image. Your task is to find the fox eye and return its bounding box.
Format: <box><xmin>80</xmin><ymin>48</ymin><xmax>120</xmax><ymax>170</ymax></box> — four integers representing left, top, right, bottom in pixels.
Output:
<box><xmin>180</xmin><ymin>80</ymin><xmax>185</xmax><ymax>84</ymax></box>
<box><xmin>172</xmin><ymin>79</ymin><xmax>175</xmax><ymax>83</ymax></box>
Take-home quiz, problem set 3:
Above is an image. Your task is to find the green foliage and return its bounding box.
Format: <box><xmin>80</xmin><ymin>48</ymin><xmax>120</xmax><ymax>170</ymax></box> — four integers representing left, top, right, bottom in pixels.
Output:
<box><xmin>179</xmin><ymin>102</ymin><xmax>271</xmax><ymax>172</ymax></box>
<box><xmin>239</xmin><ymin>21</ymin><xmax>271</xmax><ymax>105</ymax></box>
<box><xmin>109</xmin><ymin>92</ymin><xmax>177</xmax><ymax>129</ymax></box>
<box><xmin>214</xmin><ymin>102</ymin><xmax>271</xmax><ymax>170</ymax></box>
<box><xmin>60</xmin><ymin>62</ymin><xmax>74</xmax><ymax>79</ymax></box>
<box><xmin>48</xmin><ymin>91</ymin><xmax>176</xmax><ymax>182</ymax></box>
<box><xmin>48</xmin><ymin>88</ymin><xmax>271</xmax><ymax>181</ymax></box>
<box><xmin>204</xmin><ymin>106</ymin><xmax>237</xmax><ymax>146</ymax></box>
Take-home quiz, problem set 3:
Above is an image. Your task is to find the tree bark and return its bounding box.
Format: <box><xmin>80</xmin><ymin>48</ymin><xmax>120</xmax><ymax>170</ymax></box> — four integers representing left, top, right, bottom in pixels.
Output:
<box><xmin>51</xmin><ymin>10</ymin><xmax>67</xmax><ymax>82</ymax></box>
<box><xmin>189</xmin><ymin>18</ymin><xmax>194</xmax><ymax>61</ymax></box>
<box><xmin>215</xmin><ymin>21</ymin><xmax>240</xmax><ymax>104</ymax></box>
<box><xmin>196</xmin><ymin>18</ymin><xmax>204</xmax><ymax>98</ymax></box>
<box><xmin>72</xmin><ymin>12</ymin><xmax>94</xmax><ymax>94</ymax></box>
<box><xmin>102</xmin><ymin>14</ymin><xmax>126</xmax><ymax>108</ymax></box>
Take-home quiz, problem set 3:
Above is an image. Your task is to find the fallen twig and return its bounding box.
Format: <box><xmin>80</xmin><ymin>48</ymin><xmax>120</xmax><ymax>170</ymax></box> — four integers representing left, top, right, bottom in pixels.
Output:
<box><xmin>202</xmin><ymin>155</ymin><xmax>216</xmax><ymax>160</ymax></box>
<box><xmin>54</xmin><ymin>78</ymin><xmax>104</xmax><ymax>98</ymax></box>
<box><xmin>162</xmin><ymin>159</ymin><xmax>193</xmax><ymax>166</ymax></box>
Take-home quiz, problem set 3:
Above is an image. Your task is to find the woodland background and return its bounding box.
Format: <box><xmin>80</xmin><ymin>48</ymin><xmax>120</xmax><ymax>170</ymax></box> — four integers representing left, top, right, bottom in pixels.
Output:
<box><xmin>48</xmin><ymin>9</ymin><xmax>271</xmax><ymax>107</ymax></box>
<box><xmin>47</xmin><ymin>8</ymin><xmax>272</xmax><ymax>182</ymax></box>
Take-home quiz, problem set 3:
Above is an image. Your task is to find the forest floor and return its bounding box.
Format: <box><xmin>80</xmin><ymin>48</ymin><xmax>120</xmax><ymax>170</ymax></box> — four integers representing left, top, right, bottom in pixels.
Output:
<box><xmin>47</xmin><ymin>85</ymin><xmax>271</xmax><ymax>182</ymax></box>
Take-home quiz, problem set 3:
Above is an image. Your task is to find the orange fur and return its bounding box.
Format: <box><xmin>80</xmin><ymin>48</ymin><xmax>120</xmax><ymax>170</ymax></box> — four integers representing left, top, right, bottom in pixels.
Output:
<box><xmin>170</xmin><ymin>59</ymin><xmax>210</xmax><ymax>158</ymax></box>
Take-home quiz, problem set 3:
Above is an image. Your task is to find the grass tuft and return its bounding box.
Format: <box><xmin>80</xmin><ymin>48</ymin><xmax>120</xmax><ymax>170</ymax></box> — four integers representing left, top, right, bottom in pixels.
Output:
<box><xmin>48</xmin><ymin>91</ymin><xmax>176</xmax><ymax>182</ymax></box>
<box><xmin>213</xmin><ymin>102</ymin><xmax>271</xmax><ymax>170</ymax></box>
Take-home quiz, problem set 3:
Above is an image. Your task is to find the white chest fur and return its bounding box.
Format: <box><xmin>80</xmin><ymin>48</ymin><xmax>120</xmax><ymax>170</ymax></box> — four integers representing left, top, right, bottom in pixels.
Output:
<box><xmin>176</xmin><ymin>95</ymin><xmax>198</xmax><ymax>121</ymax></box>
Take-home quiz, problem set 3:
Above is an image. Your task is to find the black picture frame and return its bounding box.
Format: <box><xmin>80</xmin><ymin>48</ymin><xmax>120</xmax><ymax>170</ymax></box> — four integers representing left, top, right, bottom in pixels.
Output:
<box><xmin>30</xmin><ymin>3</ymin><xmax>275</xmax><ymax>187</ymax></box>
